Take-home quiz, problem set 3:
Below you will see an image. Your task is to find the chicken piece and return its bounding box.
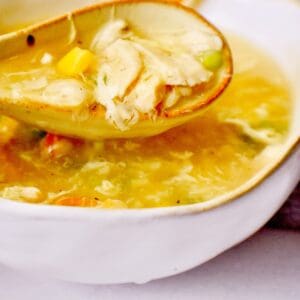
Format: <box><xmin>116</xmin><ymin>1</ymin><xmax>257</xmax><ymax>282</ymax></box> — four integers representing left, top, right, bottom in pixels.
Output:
<box><xmin>163</xmin><ymin>86</ymin><xmax>192</xmax><ymax>109</ymax></box>
<box><xmin>91</xmin><ymin>20</ymin><xmax>130</xmax><ymax>52</ymax></box>
<box><xmin>95</xmin><ymin>39</ymin><xmax>143</xmax><ymax>104</ymax></box>
<box><xmin>131</xmin><ymin>39</ymin><xmax>211</xmax><ymax>87</ymax></box>
<box><xmin>132</xmin><ymin>40</ymin><xmax>186</xmax><ymax>86</ymax></box>
<box><xmin>94</xmin><ymin>39</ymin><xmax>142</xmax><ymax>129</ymax></box>
<box><xmin>125</xmin><ymin>72</ymin><xmax>164</xmax><ymax>114</ymax></box>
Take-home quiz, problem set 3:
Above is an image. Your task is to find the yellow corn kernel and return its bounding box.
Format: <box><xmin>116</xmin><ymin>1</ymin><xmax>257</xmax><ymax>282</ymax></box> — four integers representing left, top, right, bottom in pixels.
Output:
<box><xmin>0</xmin><ymin>116</ymin><xmax>19</xmax><ymax>145</ymax></box>
<box><xmin>102</xmin><ymin>199</ymin><xmax>128</xmax><ymax>209</ymax></box>
<box><xmin>57</xmin><ymin>47</ymin><xmax>95</xmax><ymax>76</ymax></box>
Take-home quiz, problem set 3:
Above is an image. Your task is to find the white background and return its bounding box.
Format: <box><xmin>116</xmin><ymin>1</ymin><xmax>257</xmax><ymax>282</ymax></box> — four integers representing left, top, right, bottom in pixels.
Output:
<box><xmin>0</xmin><ymin>229</ymin><xmax>299</xmax><ymax>300</ymax></box>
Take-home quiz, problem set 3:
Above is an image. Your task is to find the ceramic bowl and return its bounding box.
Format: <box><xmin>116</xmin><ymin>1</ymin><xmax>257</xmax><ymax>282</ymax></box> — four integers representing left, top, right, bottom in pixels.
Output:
<box><xmin>0</xmin><ymin>0</ymin><xmax>299</xmax><ymax>284</ymax></box>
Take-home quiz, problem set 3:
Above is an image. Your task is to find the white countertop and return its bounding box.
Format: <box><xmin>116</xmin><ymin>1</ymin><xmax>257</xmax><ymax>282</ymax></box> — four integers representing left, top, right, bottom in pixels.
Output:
<box><xmin>0</xmin><ymin>228</ymin><xmax>299</xmax><ymax>300</ymax></box>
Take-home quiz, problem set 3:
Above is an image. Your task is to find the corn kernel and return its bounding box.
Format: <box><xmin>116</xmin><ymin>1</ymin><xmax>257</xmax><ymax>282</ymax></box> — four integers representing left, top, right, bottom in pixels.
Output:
<box><xmin>0</xmin><ymin>116</ymin><xmax>19</xmax><ymax>145</ymax></box>
<box><xmin>102</xmin><ymin>199</ymin><xmax>128</xmax><ymax>209</ymax></box>
<box><xmin>57</xmin><ymin>47</ymin><xmax>95</xmax><ymax>76</ymax></box>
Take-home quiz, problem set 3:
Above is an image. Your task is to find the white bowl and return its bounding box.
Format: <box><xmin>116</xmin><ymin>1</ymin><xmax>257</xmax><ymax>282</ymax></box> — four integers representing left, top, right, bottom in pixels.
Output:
<box><xmin>0</xmin><ymin>0</ymin><xmax>299</xmax><ymax>284</ymax></box>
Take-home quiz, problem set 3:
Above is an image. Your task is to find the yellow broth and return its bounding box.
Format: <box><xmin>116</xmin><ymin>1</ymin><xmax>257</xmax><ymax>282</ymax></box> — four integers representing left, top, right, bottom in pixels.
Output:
<box><xmin>0</xmin><ymin>35</ymin><xmax>291</xmax><ymax>208</ymax></box>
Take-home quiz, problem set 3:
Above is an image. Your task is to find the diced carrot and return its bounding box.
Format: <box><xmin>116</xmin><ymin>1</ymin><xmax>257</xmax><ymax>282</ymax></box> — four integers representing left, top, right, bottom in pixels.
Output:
<box><xmin>44</xmin><ymin>133</ymin><xmax>83</xmax><ymax>147</ymax></box>
<box><xmin>55</xmin><ymin>196</ymin><xmax>98</xmax><ymax>207</ymax></box>
<box><xmin>44</xmin><ymin>133</ymin><xmax>60</xmax><ymax>147</ymax></box>
<box><xmin>43</xmin><ymin>133</ymin><xmax>83</xmax><ymax>158</ymax></box>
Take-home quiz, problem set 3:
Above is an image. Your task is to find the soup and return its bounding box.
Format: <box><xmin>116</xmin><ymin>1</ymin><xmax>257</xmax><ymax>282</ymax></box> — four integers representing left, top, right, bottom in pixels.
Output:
<box><xmin>0</xmin><ymin>35</ymin><xmax>291</xmax><ymax>208</ymax></box>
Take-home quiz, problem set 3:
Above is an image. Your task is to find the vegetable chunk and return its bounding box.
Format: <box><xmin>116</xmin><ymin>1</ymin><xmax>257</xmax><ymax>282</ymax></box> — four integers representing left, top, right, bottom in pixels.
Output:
<box><xmin>57</xmin><ymin>47</ymin><xmax>95</xmax><ymax>76</ymax></box>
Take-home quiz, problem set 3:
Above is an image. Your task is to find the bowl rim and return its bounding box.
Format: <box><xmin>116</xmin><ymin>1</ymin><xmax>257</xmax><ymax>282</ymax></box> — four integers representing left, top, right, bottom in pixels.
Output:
<box><xmin>0</xmin><ymin>0</ymin><xmax>299</xmax><ymax>219</ymax></box>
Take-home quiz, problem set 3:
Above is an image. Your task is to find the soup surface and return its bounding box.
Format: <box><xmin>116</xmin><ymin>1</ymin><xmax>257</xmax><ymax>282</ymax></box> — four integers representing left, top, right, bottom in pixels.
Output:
<box><xmin>0</xmin><ymin>35</ymin><xmax>291</xmax><ymax>208</ymax></box>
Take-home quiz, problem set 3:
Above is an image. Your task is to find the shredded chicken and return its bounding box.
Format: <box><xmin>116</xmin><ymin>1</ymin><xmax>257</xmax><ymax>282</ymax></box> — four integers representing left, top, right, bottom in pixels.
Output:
<box><xmin>225</xmin><ymin>118</ymin><xmax>281</xmax><ymax>144</ymax></box>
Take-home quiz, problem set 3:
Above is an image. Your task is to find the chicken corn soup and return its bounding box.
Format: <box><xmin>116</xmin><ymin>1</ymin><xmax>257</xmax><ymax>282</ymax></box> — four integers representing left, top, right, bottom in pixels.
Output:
<box><xmin>0</xmin><ymin>35</ymin><xmax>291</xmax><ymax>209</ymax></box>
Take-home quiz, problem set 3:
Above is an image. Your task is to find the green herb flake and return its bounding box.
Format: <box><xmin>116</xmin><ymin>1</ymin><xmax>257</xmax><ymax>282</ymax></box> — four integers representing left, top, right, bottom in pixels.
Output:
<box><xmin>103</xmin><ymin>74</ymin><xmax>108</xmax><ymax>85</ymax></box>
